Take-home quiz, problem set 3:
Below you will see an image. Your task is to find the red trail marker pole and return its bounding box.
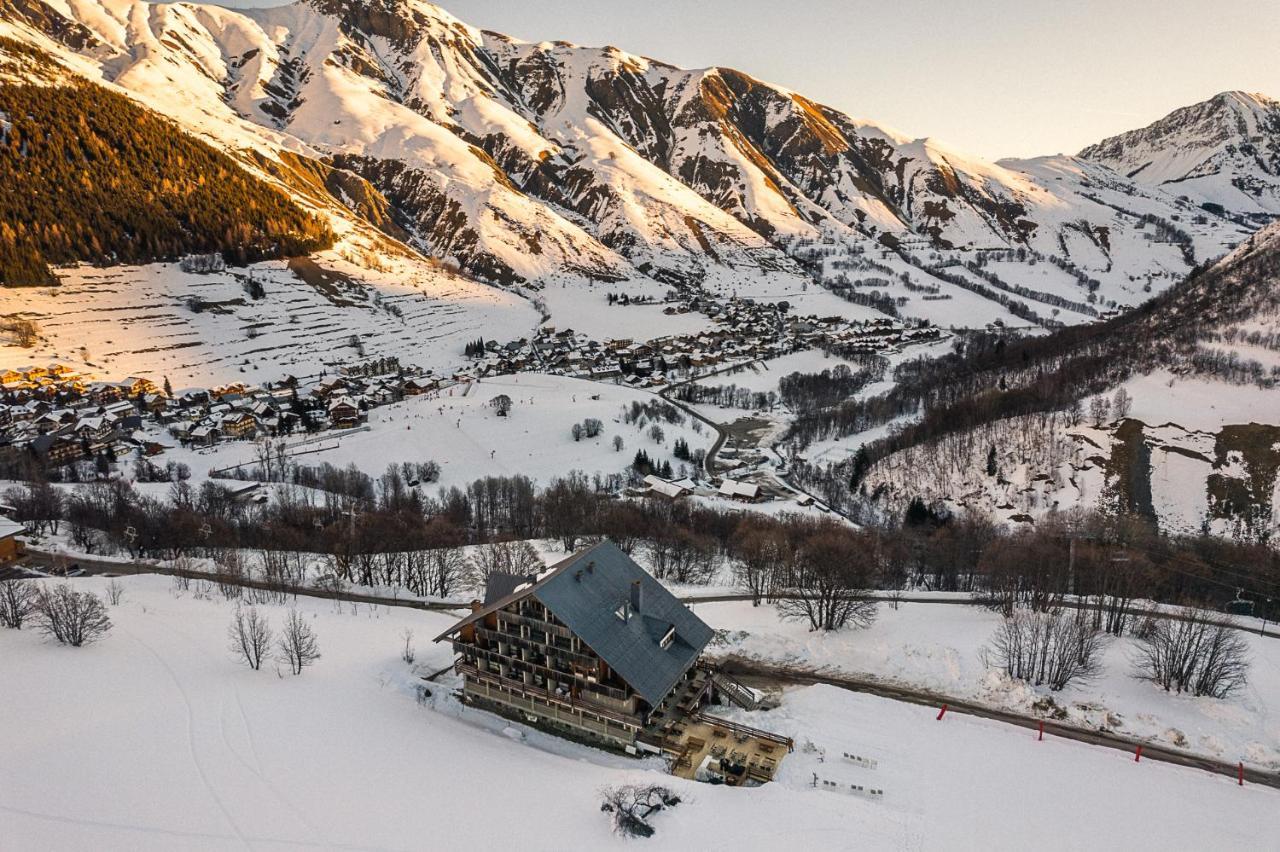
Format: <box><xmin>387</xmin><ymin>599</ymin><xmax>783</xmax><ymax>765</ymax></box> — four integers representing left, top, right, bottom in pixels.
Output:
<box><xmin>1134</xmin><ymin>745</ymin><xmax>1143</xmax><ymax>762</ymax></box>
<box><xmin>1239</xmin><ymin>762</ymin><xmax>1245</xmax><ymax>786</ymax></box>
<box><xmin>1038</xmin><ymin>720</ymin><xmax>1044</xmax><ymax>741</ymax></box>
<box><xmin>936</xmin><ymin>704</ymin><xmax>948</xmax><ymax>720</ymax></box>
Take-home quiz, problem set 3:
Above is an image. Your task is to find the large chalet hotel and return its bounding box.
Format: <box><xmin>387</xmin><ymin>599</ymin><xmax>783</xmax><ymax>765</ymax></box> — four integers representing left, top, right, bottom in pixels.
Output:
<box><xmin>436</xmin><ymin>542</ymin><xmax>791</xmax><ymax>785</ymax></box>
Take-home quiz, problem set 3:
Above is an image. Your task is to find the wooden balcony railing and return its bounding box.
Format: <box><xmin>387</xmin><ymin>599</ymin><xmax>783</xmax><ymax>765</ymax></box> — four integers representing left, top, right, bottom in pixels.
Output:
<box><xmin>460</xmin><ymin>646</ymin><xmax>629</xmax><ymax>702</ymax></box>
<box><xmin>498</xmin><ymin>610</ymin><xmax>574</xmax><ymax>641</ymax></box>
<box><xmin>473</xmin><ymin>626</ymin><xmax>597</xmax><ymax>670</ymax></box>
<box><xmin>457</xmin><ymin>662</ymin><xmax>641</xmax><ymax>728</ymax></box>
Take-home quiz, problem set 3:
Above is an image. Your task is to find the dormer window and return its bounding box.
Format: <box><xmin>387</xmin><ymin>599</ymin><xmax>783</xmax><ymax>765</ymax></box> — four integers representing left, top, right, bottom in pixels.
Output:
<box><xmin>615</xmin><ymin>602</ymin><xmax>630</xmax><ymax>622</ymax></box>
<box><xmin>659</xmin><ymin>626</ymin><xmax>676</xmax><ymax>650</ymax></box>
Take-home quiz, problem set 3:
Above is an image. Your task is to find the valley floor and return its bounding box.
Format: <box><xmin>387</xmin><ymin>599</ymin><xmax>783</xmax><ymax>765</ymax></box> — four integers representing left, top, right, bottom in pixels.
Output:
<box><xmin>158</xmin><ymin>373</ymin><xmax>715</xmax><ymax>491</ymax></box>
<box><xmin>1</xmin><ymin>576</ymin><xmax>1277</xmax><ymax>850</ymax></box>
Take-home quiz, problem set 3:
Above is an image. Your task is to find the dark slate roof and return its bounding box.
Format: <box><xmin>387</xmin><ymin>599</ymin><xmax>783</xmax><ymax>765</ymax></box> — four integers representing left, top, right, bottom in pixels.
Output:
<box><xmin>483</xmin><ymin>572</ymin><xmax>533</xmax><ymax>606</ymax></box>
<box><xmin>436</xmin><ymin>541</ymin><xmax>714</xmax><ymax>707</ymax></box>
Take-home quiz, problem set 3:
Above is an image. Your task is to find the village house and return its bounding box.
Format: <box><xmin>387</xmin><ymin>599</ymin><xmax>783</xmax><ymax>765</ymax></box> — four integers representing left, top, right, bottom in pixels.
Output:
<box><xmin>327</xmin><ymin>396</ymin><xmax>361</xmax><ymax>428</ymax></box>
<box><xmin>718</xmin><ymin>478</ymin><xmax>762</xmax><ymax>502</ymax></box>
<box><xmin>220</xmin><ymin>411</ymin><xmax>257</xmax><ymax>440</ymax></box>
<box><xmin>0</xmin><ymin>516</ymin><xmax>26</xmax><ymax>564</ymax></box>
<box><xmin>643</xmin><ymin>475</ymin><xmax>690</xmax><ymax>500</ymax></box>
<box><xmin>30</xmin><ymin>433</ymin><xmax>84</xmax><ymax>467</ymax></box>
<box><xmin>189</xmin><ymin>424</ymin><xmax>220</xmax><ymax>447</ymax></box>
<box><xmin>121</xmin><ymin>377</ymin><xmax>160</xmax><ymax>398</ymax></box>
<box><xmin>74</xmin><ymin>415</ymin><xmax>114</xmax><ymax>444</ymax></box>
<box><xmin>403</xmin><ymin>377</ymin><xmax>434</xmax><ymax>396</ymax></box>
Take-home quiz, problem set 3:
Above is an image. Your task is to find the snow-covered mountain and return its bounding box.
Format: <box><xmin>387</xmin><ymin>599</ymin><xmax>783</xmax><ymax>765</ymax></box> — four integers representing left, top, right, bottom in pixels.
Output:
<box><xmin>1080</xmin><ymin>91</ymin><xmax>1280</xmax><ymax>221</ymax></box>
<box><xmin>0</xmin><ymin>0</ymin><xmax>1260</xmax><ymax>331</ymax></box>
<box><xmin>848</xmin><ymin>219</ymin><xmax>1280</xmax><ymax>540</ymax></box>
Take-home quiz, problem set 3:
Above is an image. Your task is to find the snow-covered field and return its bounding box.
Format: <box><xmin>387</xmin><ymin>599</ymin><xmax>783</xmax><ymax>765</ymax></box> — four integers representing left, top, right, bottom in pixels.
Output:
<box><xmin>0</xmin><ymin>255</ymin><xmax>538</xmax><ymax>387</ymax></box>
<box><xmin>1119</xmin><ymin>370</ymin><xmax>1280</xmax><ymax>432</ymax></box>
<box><xmin>164</xmin><ymin>374</ymin><xmax>714</xmax><ymax>489</ymax></box>
<box><xmin>2</xmin><ymin>575</ymin><xmax>1276</xmax><ymax>850</ymax></box>
<box><xmin>536</xmin><ymin>280</ymin><xmax>714</xmax><ymax>342</ymax></box>
<box><xmin>696</xmin><ymin>350</ymin><xmax>871</xmax><ymax>396</ymax></box>
<box><xmin>700</xmin><ymin>599</ymin><xmax>1280</xmax><ymax>771</ymax></box>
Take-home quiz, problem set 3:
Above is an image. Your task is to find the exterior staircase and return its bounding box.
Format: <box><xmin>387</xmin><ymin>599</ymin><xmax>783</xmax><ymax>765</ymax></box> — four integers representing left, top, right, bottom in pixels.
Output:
<box><xmin>711</xmin><ymin>670</ymin><xmax>761</xmax><ymax>711</ymax></box>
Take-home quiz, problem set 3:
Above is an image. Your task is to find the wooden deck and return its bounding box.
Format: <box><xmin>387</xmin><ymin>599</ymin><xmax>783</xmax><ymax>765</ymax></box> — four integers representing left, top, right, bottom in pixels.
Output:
<box><xmin>666</xmin><ymin>715</ymin><xmax>788</xmax><ymax>785</ymax></box>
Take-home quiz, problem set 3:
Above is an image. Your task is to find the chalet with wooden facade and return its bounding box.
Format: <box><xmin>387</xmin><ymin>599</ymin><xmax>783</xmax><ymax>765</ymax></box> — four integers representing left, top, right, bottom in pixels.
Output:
<box><xmin>436</xmin><ymin>542</ymin><xmax>792</xmax><ymax>782</ymax></box>
<box><xmin>436</xmin><ymin>542</ymin><xmax>717</xmax><ymax>749</ymax></box>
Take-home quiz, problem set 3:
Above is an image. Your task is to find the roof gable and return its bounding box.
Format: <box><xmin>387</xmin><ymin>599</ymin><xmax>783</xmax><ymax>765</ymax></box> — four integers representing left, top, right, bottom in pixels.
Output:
<box><xmin>532</xmin><ymin>542</ymin><xmax>713</xmax><ymax>707</ymax></box>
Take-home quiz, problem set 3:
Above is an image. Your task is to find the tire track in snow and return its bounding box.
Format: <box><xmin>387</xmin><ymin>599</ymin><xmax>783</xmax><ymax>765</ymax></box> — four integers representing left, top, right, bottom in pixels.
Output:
<box><xmin>216</xmin><ymin>690</ymin><xmax>315</xmax><ymax>831</ymax></box>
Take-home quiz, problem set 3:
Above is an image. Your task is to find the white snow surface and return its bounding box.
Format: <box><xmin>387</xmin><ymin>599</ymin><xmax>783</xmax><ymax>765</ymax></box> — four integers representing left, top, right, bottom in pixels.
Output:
<box><xmin>702</xmin><ymin>598</ymin><xmax>1280</xmax><ymax>772</ymax></box>
<box><xmin>2</xmin><ymin>575</ymin><xmax>1277</xmax><ymax>850</ymax></box>
<box><xmin>164</xmin><ymin>374</ymin><xmax>713</xmax><ymax>489</ymax></box>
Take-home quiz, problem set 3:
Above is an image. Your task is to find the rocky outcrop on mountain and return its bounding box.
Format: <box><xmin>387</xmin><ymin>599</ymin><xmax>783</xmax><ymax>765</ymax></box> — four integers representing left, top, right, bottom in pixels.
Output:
<box><xmin>0</xmin><ymin>0</ymin><xmax>98</xmax><ymax>51</ymax></box>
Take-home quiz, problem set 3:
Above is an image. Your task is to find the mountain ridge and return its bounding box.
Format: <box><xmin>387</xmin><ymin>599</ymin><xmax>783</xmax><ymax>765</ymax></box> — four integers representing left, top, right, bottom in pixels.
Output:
<box><xmin>0</xmin><ymin>0</ymin><xmax>1270</xmax><ymax>331</ymax></box>
<box><xmin>1080</xmin><ymin>90</ymin><xmax>1280</xmax><ymax>219</ymax></box>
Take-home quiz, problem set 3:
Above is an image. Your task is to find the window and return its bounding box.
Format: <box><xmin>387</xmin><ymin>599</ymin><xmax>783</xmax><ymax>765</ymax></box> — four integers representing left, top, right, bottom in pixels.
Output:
<box><xmin>659</xmin><ymin>626</ymin><xmax>676</xmax><ymax>650</ymax></box>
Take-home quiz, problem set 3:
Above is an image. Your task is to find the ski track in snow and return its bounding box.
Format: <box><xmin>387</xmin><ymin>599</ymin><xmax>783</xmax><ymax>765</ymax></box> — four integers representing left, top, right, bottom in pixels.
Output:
<box><xmin>123</xmin><ymin>621</ymin><xmax>324</xmax><ymax>849</ymax></box>
<box><xmin>126</xmin><ymin>628</ymin><xmax>252</xmax><ymax>849</ymax></box>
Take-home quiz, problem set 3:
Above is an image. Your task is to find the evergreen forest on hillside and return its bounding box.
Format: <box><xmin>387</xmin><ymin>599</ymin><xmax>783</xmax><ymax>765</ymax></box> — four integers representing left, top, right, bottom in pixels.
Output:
<box><xmin>0</xmin><ymin>43</ymin><xmax>333</xmax><ymax>286</ymax></box>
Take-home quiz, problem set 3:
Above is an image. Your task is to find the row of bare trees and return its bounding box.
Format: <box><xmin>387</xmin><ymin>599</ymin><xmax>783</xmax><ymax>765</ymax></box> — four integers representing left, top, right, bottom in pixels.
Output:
<box><xmin>0</xmin><ymin>580</ymin><xmax>112</xmax><ymax>646</ymax></box>
<box><xmin>227</xmin><ymin>606</ymin><xmax>320</xmax><ymax>675</ymax></box>
<box><xmin>987</xmin><ymin>608</ymin><xmax>1108</xmax><ymax>690</ymax></box>
<box><xmin>4</xmin><ymin>469</ymin><xmax>1275</xmax><ymax>624</ymax></box>
<box><xmin>987</xmin><ymin>600</ymin><xmax>1252</xmax><ymax>698</ymax></box>
<box><xmin>730</xmin><ymin>516</ymin><xmax>879</xmax><ymax>632</ymax></box>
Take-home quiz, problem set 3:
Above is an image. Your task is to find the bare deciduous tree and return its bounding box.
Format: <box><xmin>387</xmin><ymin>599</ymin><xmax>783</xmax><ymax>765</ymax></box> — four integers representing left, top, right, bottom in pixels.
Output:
<box><xmin>1133</xmin><ymin>607</ymin><xmax>1250</xmax><ymax>698</ymax></box>
<box><xmin>468</xmin><ymin>539</ymin><xmax>542</xmax><ymax>586</ymax></box>
<box><xmin>401</xmin><ymin>628</ymin><xmax>416</xmax><ymax>664</ymax></box>
<box><xmin>600</xmin><ymin>784</ymin><xmax>681</xmax><ymax>838</ymax></box>
<box><xmin>1089</xmin><ymin>395</ymin><xmax>1111</xmax><ymax>427</ymax></box>
<box><xmin>228</xmin><ymin>605</ymin><xmax>273</xmax><ymax>670</ymax></box>
<box><xmin>6</xmin><ymin>317</ymin><xmax>39</xmax><ymax>348</ymax></box>
<box><xmin>986</xmin><ymin>607</ymin><xmax>1107</xmax><ymax>690</ymax></box>
<box><xmin>731</xmin><ymin>526</ymin><xmax>786</xmax><ymax>606</ymax></box>
<box><xmin>35</xmin><ymin>585</ymin><xmax>112</xmax><ymax>646</ymax></box>
<box><xmin>277</xmin><ymin>609</ymin><xmax>320</xmax><ymax>675</ymax></box>
<box><xmin>1112</xmin><ymin>387</ymin><xmax>1132</xmax><ymax>420</ymax></box>
<box><xmin>976</xmin><ymin>530</ymin><xmax>1068</xmax><ymax>616</ymax></box>
<box><xmin>104</xmin><ymin>579</ymin><xmax>125</xmax><ymax>606</ymax></box>
<box><xmin>0</xmin><ymin>579</ymin><xmax>38</xmax><ymax>629</ymax></box>
<box><xmin>4</xmin><ymin>482</ymin><xmax>64</xmax><ymax>536</ymax></box>
<box><xmin>776</xmin><ymin>523</ymin><xmax>878</xmax><ymax>632</ymax></box>
<box><xmin>213</xmin><ymin>550</ymin><xmax>246</xmax><ymax>601</ymax></box>
<box><xmin>645</xmin><ymin>527</ymin><xmax>717</xmax><ymax>585</ymax></box>
<box><xmin>489</xmin><ymin>394</ymin><xmax>513</xmax><ymax>417</ymax></box>
<box><xmin>425</xmin><ymin>545</ymin><xmax>467</xmax><ymax>598</ymax></box>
